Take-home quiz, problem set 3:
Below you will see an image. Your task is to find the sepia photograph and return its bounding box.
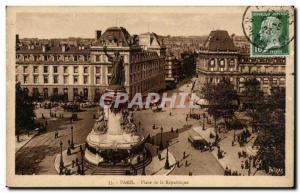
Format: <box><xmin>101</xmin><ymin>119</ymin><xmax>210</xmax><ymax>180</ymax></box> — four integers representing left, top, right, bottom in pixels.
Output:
<box><xmin>6</xmin><ymin>6</ymin><xmax>295</xmax><ymax>187</ymax></box>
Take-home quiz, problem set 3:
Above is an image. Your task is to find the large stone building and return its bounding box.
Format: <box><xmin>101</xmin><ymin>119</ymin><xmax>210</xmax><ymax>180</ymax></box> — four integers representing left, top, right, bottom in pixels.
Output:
<box><xmin>15</xmin><ymin>27</ymin><xmax>166</xmax><ymax>101</ymax></box>
<box><xmin>196</xmin><ymin>30</ymin><xmax>286</xmax><ymax>95</ymax></box>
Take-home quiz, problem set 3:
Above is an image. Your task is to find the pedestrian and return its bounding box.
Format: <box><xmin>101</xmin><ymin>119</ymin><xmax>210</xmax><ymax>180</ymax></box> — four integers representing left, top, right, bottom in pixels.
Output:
<box><xmin>232</xmin><ymin>140</ymin><xmax>234</xmax><ymax>146</ymax></box>
<box><xmin>68</xmin><ymin>139</ymin><xmax>71</xmax><ymax>146</ymax></box>
<box><xmin>241</xmin><ymin>162</ymin><xmax>244</xmax><ymax>169</ymax></box>
<box><xmin>72</xmin><ymin>160</ymin><xmax>75</xmax><ymax>168</ymax></box>
<box><xmin>169</xmin><ymin>111</ymin><xmax>172</xmax><ymax>116</ymax></box>
<box><xmin>77</xmin><ymin>165</ymin><xmax>81</xmax><ymax>175</ymax></box>
<box><xmin>45</xmin><ymin>120</ymin><xmax>48</xmax><ymax>126</ymax></box>
<box><xmin>238</xmin><ymin>151</ymin><xmax>241</xmax><ymax>159</ymax></box>
<box><xmin>185</xmin><ymin>160</ymin><xmax>188</xmax><ymax>166</ymax></box>
<box><xmin>183</xmin><ymin>151</ymin><xmax>186</xmax><ymax>159</ymax></box>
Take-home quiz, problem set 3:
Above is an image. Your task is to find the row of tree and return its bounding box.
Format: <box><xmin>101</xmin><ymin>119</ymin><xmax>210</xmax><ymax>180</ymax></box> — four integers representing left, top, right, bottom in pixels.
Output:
<box><xmin>15</xmin><ymin>83</ymin><xmax>35</xmax><ymax>142</ymax></box>
<box><xmin>201</xmin><ymin>78</ymin><xmax>285</xmax><ymax>174</ymax></box>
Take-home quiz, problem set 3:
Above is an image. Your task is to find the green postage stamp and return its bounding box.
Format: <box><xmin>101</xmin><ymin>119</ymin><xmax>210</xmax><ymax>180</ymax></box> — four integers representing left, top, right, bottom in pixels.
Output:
<box><xmin>251</xmin><ymin>10</ymin><xmax>289</xmax><ymax>56</ymax></box>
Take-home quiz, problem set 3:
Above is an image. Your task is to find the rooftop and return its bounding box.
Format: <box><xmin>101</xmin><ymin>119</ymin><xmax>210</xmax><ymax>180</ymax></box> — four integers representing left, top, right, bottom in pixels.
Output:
<box><xmin>203</xmin><ymin>30</ymin><xmax>237</xmax><ymax>52</ymax></box>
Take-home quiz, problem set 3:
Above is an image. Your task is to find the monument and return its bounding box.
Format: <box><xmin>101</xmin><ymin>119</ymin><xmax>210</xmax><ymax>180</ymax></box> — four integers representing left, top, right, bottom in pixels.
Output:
<box><xmin>84</xmin><ymin>46</ymin><xmax>149</xmax><ymax>173</ymax></box>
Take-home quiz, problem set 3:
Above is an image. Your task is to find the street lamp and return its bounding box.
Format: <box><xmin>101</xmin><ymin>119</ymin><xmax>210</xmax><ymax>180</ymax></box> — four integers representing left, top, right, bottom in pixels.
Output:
<box><xmin>80</xmin><ymin>145</ymin><xmax>85</xmax><ymax>175</ymax></box>
<box><xmin>159</xmin><ymin>127</ymin><xmax>164</xmax><ymax>150</ymax></box>
<box><xmin>165</xmin><ymin>141</ymin><xmax>170</xmax><ymax>169</ymax></box>
<box><xmin>70</xmin><ymin>126</ymin><xmax>74</xmax><ymax>149</ymax></box>
<box><xmin>59</xmin><ymin>141</ymin><xmax>64</xmax><ymax>175</ymax></box>
<box><xmin>142</xmin><ymin>150</ymin><xmax>146</xmax><ymax>175</ymax></box>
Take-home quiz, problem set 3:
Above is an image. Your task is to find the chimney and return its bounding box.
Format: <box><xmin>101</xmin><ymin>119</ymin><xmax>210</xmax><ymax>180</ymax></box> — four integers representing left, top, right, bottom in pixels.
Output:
<box><xmin>16</xmin><ymin>34</ymin><xmax>20</xmax><ymax>44</ymax></box>
<box><xmin>95</xmin><ymin>30</ymin><xmax>102</xmax><ymax>40</ymax></box>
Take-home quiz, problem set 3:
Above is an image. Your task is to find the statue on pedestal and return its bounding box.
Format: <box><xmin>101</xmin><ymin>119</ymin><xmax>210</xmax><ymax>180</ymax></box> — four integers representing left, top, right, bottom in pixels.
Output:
<box><xmin>103</xmin><ymin>45</ymin><xmax>125</xmax><ymax>86</ymax></box>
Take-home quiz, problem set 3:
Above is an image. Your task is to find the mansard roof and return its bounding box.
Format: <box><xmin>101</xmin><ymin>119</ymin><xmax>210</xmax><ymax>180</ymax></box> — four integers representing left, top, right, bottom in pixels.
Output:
<box><xmin>204</xmin><ymin>30</ymin><xmax>237</xmax><ymax>52</ymax></box>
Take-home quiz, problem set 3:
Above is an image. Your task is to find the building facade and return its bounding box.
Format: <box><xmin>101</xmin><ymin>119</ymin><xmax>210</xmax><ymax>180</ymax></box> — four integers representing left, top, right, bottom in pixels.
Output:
<box><xmin>196</xmin><ymin>30</ymin><xmax>286</xmax><ymax>95</ymax></box>
<box><xmin>15</xmin><ymin>27</ymin><xmax>166</xmax><ymax>101</ymax></box>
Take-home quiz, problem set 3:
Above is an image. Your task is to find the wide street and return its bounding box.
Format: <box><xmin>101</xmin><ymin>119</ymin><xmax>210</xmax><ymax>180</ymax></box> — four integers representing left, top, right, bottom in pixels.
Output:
<box><xmin>16</xmin><ymin>82</ymin><xmax>224</xmax><ymax>175</ymax></box>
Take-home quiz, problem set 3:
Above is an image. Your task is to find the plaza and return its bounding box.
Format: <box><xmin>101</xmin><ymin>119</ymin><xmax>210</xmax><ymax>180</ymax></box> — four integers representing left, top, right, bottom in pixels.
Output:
<box><xmin>15</xmin><ymin>81</ymin><xmax>265</xmax><ymax>176</ymax></box>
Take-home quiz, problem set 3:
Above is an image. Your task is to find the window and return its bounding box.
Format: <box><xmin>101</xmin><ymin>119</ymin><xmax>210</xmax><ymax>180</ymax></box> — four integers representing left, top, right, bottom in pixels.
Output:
<box><xmin>84</xmin><ymin>75</ymin><xmax>88</xmax><ymax>84</ymax></box>
<box><xmin>23</xmin><ymin>66</ymin><xmax>28</xmax><ymax>73</ymax></box>
<box><xmin>53</xmin><ymin>75</ymin><xmax>58</xmax><ymax>84</ymax></box>
<box><xmin>229</xmin><ymin>59</ymin><xmax>235</xmax><ymax>66</ymax></box>
<box><xmin>43</xmin><ymin>88</ymin><xmax>48</xmax><ymax>98</ymax></box>
<box><xmin>95</xmin><ymin>67</ymin><xmax>100</xmax><ymax>74</ymax></box>
<box><xmin>44</xmin><ymin>55</ymin><xmax>48</xmax><ymax>61</ymax></box>
<box><xmin>107</xmin><ymin>75</ymin><xmax>111</xmax><ymax>84</ymax></box>
<box><xmin>33</xmin><ymin>66</ymin><xmax>38</xmax><ymax>73</ymax></box>
<box><xmin>209</xmin><ymin>59</ymin><xmax>215</xmax><ymax>66</ymax></box>
<box><xmin>43</xmin><ymin>66</ymin><xmax>48</xmax><ymax>73</ymax></box>
<box><xmin>107</xmin><ymin>66</ymin><xmax>112</xmax><ymax>74</ymax></box>
<box><xmin>33</xmin><ymin>75</ymin><xmax>38</xmax><ymax>84</ymax></box>
<box><xmin>73</xmin><ymin>66</ymin><xmax>78</xmax><ymax>74</ymax></box>
<box><xmin>63</xmin><ymin>75</ymin><xmax>69</xmax><ymax>84</ymax></box>
<box><xmin>95</xmin><ymin>76</ymin><xmax>100</xmax><ymax>84</ymax></box>
<box><xmin>63</xmin><ymin>66</ymin><xmax>68</xmax><ymax>74</ymax></box>
<box><xmin>73</xmin><ymin>88</ymin><xmax>78</xmax><ymax>97</ymax></box>
<box><xmin>96</xmin><ymin>55</ymin><xmax>100</xmax><ymax>62</ymax></box>
<box><xmin>73</xmin><ymin>76</ymin><xmax>78</xmax><ymax>84</ymax></box>
<box><xmin>54</xmin><ymin>55</ymin><xmax>59</xmax><ymax>61</ymax></box>
<box><xmin>219</xmin><ymin>59</ymin><xmax>225</xmax><ymax>67</ymax></box>
<box><xmin>23</xmin><ymin>75</ymin><xmax>28</xmax><ymax>84</ymax></box>
<box><xmin>43</xmin><ymin>75</ymin><xmax>48</xmax><ymax>84</ymax></box>
<box><xmin>84</xmin><ymin>55</ymin><xmax>88</xmax><ymax>61</ymax></box>
<box><xmin>53</xmin><ymin>88</ymin><xmax>58</xmax><ymax>96</ymax></box>
<box><xmin>74</xmin><ymin>55</ymin><xmax>79</xmax><ymax>62</ymax></box>
<box><xmin>53</xmin><ymin>66</ymin><xmax>58</xmax><ymax>73</ymax></box>
<box><xmin>33</xmin><ymin>55</ymin><xmax>38</xmax><ymax>61</ymax></box>
<box><xmin>83</xmin><ymin>66</ymin><xmax>88</xmax><ymax>74</ymax></box>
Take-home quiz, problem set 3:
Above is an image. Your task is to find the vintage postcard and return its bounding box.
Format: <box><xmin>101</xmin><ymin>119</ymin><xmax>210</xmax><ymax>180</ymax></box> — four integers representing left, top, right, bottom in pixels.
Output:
<box><xmin>6</xmin><ymin>6</ymin><xmax>294</xmax><ymax>187</ymax></box>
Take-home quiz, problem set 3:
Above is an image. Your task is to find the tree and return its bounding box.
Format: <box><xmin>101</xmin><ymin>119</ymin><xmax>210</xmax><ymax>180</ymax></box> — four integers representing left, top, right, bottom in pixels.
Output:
<box><xmin>242</xmin><ymin>78</ymin><xmax>265</xmax><ymax>132</ymax></box>
<box><xmin>201</xmin><ymin>79</ymin><xmax>239</xmax><ymax>142</ymax></box>
<box><xmin>15</xmin><ymin>83</ymin><xmax>35</xmax><ymax>142</ymax></box>
<box><xmin>255</xmin><ymin>86</ymin><xmax>285</xmax><ymax>175</ymax></box>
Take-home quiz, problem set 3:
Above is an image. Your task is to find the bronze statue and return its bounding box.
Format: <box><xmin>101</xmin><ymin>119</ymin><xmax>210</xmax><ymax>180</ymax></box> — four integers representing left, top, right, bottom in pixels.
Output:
<box><xmin>103</xmin><ymin>45</ymin><xmax>124</xmax><ymax>86</ymax></box>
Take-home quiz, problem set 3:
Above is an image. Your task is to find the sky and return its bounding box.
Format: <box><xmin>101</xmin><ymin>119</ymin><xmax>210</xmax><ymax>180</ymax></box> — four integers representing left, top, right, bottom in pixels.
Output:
<box><xmin>16</xmin><ymin>7</ymin><xmax>246</xmax><ymax>39</ymax></box>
